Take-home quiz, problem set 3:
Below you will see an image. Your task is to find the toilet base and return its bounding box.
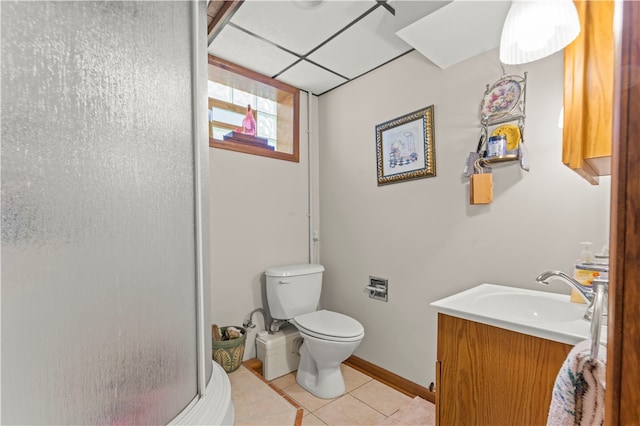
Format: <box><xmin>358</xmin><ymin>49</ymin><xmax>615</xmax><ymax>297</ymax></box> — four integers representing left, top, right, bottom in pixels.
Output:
<box><xmin>295</xmin><ymin>340</ymin><xmax>347</xmax><ymax>399</ymax></box>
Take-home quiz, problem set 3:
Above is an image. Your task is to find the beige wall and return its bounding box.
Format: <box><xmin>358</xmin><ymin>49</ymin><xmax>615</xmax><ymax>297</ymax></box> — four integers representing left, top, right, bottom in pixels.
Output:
<box><xmin>209</xmin><ymin>48</ymin><xmax>611</xmax><ymax>386</ymax></box>
<box><xmin>209</xmin><ymin>92</ymin><xmax>320</xmax><ymax>359</ymax></box>
<box><xmin>317</xmin><ymin>49</ymin><xmax>610</xmax><ymax>387</ymax></box>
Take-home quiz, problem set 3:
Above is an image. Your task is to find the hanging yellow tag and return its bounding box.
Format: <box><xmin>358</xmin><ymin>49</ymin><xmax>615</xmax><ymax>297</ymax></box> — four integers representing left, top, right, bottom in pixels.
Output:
<box><xmin>470</xmin><ymin>159</ymin><xmax>493</xmax><ymax>204</ymax></box>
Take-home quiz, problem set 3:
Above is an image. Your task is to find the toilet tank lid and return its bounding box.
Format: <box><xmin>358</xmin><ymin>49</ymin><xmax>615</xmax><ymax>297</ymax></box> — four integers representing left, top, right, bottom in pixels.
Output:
<box><xmin>265</xmin><ymin>263</ymin><xmax>324</xmax><ymax>277</ymax></box>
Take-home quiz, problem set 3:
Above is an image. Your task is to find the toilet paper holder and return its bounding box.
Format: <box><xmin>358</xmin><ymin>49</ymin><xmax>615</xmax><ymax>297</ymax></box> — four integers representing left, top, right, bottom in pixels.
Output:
<box><xmin>365</xmin><ymin>276</ymin><xmax>388</xmax><ymax>302</ymax></box>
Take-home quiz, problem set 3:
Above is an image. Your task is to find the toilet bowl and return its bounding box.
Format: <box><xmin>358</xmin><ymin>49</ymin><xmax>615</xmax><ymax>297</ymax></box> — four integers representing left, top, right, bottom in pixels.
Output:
<box><xmin>291</xmin><ymin>310</ymin><xmax>364</xmax><ymax>398</ymax></box>
<box><xmin>264</xmin><ymin>264</ymin><xmax>365</xmax><ymax>399</ymax></box>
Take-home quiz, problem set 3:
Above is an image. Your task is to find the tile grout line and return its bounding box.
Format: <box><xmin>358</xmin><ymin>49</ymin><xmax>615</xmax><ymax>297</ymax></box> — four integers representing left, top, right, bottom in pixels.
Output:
<box><xmin>246</xmin><ymin>361</ymin><xmax>415</xmax><ymax>425</ymax></box>
<box><xmin>241</xmin><ymin>362</ymin><xmax>305</xmax><ymax>426</ymax></box>
<box><xmin>348</xmin><ymin>387</ymin><xmax>397</xmax><ymax>419</ymax></box>
<box><xmin>277</xmin><ymin>377</ymin><xmax>399</xmax><ymax>423</ymax></box>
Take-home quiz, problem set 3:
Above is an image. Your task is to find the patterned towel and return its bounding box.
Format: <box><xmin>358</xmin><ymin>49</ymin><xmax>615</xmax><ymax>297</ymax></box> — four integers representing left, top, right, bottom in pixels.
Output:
<box><xmin>547</xmin><ymin>340</ymin><xmax>607</xmax><ymax>426</ymax></box>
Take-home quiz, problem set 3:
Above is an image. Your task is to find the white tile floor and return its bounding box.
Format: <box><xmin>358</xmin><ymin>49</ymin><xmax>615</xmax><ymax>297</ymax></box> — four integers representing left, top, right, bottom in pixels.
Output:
<box><xmin>228</xmin><ymin>363</ymin><xmax>422</xmax><ymax>426</ymax></box>
<box><xmin>228</xmin><ymin>366</ymin><xmax>299</xmax><ymax>425</ymax></box>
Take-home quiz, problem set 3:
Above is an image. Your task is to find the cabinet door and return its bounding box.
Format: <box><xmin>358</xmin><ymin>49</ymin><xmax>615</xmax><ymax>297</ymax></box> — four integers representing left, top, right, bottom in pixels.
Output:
<box><xmin>437</xmin><ymin>314</ymin><xmax>571</xmax><ymax>425</ymax></box>
<box><xmin>435</xmin><ymin>360</ymin><xmax>442</xmax><ymax>426</ymax></box>
<box><xmin>562</xmin><ymin>0</ymin><xmax>615</xmax><ymax>184</ymax></box>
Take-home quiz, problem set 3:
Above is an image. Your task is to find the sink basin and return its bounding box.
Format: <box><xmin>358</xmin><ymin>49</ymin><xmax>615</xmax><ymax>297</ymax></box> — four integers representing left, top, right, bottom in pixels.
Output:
<box><xmin>473</xmin><ymin>292</ymin><xmax>586</xmax><ymax>324</ymax></box>
<box><xmin>430</xmin><ymin>283</ymin><xmax>607</xmax><ymax>345</ymax></box>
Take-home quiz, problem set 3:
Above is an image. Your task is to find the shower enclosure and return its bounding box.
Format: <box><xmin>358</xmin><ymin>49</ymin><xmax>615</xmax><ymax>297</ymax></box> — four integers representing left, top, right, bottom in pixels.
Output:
<box><xmin>1</xmin><ymin>1</ymin><xmax>230</xmax><ymax>424</ymax></box>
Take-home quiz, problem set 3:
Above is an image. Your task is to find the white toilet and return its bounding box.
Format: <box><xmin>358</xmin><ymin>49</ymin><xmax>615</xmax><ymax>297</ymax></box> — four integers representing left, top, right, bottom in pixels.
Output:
<box><xmin>265</xmin><ymin>264</ymin><xmax>365</xmax><ymax>399</ymax></box>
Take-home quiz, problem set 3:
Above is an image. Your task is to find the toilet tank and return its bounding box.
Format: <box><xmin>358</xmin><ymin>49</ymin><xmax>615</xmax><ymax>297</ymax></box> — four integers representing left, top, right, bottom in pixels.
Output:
<box><xmin>265</xmin><ymin>264</ymin><xmax>324</xmax><ymax>320</ymax></box>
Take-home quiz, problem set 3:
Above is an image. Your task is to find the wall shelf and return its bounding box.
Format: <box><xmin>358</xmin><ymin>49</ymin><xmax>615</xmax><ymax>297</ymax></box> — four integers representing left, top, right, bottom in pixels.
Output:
<box><xmin>480</xmin><ymin>154</ymin><xmax>519</xmax><ymax>166</ymax></box>
<box><xmin>467</xmin><ymin>71</ymin><xmax>528</xmax><ymax>205</ymax></box>
<box><xmin>477</xmin><ymin>72</ymin><xmax>528</xmax><ymax>160</ymax></box>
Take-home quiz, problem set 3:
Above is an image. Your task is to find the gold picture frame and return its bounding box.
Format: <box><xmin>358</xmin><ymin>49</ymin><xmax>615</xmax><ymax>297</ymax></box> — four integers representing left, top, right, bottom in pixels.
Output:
<box><xmin>375</xmin><ymin>105</ymin><xmax>436</xmax><ymax>185</ymax></box>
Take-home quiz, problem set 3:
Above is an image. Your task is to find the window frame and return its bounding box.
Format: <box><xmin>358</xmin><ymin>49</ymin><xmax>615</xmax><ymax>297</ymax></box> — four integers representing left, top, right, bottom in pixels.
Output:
<box><xmin>208</xmin><ymin>55</ymin><xmax>300</xmax><ymax>163</ymax></box>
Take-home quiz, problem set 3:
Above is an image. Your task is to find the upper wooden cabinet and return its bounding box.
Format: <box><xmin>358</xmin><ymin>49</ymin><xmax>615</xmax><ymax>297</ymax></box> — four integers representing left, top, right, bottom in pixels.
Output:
<box><xmin>562</xmin><ymin>0</ymin><xmax>615</xmax><ymax>185</ymax></box>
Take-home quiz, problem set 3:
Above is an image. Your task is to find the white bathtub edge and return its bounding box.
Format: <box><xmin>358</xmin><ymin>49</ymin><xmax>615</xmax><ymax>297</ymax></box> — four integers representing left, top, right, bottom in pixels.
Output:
<box><xmin>170</xmin><ymin>361</ymin><xmax>235</xmax><ymax>425</ymax></box>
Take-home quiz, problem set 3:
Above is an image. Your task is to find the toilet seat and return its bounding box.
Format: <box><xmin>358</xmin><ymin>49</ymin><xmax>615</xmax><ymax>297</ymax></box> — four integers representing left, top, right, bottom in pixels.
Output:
<box><xmin>293</xmin><ymin>310</ymin><xmax>364</xmax><ymax>342</ymax></box>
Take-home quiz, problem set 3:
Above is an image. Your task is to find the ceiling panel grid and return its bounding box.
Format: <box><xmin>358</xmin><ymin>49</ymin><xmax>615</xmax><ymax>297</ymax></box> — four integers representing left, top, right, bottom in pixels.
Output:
<box><xmin>207</xmin><ymin>1</ymin><xmax>510</xmax><ymax>96</ymax></box>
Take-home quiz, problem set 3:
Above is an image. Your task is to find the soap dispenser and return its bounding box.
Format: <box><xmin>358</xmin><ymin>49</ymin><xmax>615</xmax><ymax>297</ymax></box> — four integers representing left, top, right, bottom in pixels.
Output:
<box><xmin>595</xmin><ymin>244</ymin><xmax>610</xmax><ymax>265</ymax></box>
<box><xmin>571</xmin><ymin>242</ymin><xmax>608</xmax><ymax>303</ymax></box>
<box><xmin>579</xmin><ymin>242</ymin><xmax>594</xmax><ymax>263</ymax></box>
<box><xmin>571</xmin><ymin>242</ymin><xmax>594</xmax><ymax>303</ymax></box>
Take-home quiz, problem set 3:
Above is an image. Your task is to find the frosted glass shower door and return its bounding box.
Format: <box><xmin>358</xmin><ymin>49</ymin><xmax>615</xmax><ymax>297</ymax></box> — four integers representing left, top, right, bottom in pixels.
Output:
<box><xmin>1</xmin><ymin>1</ymin><xmax>209</xmax><ymax>424</ymax></box>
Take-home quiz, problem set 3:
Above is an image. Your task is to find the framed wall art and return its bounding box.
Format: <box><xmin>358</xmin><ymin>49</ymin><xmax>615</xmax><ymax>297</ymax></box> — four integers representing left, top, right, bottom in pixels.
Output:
<box><xmin>375</xmin><ymin>105</ymin><xmax>436</xmax><ymax>185</ymax></box>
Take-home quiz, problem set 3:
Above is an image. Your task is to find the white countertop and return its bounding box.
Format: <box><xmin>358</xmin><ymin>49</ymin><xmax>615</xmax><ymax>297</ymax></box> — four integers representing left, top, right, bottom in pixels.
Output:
<box><xmin>430</xmin><ymin>283</ymin><xmax>607</xmax><ymax>346</ymax></box>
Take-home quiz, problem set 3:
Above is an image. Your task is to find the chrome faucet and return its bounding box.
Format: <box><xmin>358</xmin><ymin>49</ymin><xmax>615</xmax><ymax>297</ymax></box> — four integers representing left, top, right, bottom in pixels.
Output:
<box><xmin>535</xmin><ymin>270</ymin><xmax>593</xmax><ymax>303</ymax></box>
<box><xmin>535</xmin><ymin>270</ymin><xmax>594</xmax><ymax>320</ymax></box>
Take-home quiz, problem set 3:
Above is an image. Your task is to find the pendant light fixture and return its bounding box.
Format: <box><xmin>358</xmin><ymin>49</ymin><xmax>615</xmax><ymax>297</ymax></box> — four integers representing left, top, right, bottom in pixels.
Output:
<box><xmin>500</xmin><ymin>0</ymin><xmax>581</xmax><ymax>65</ymax></box>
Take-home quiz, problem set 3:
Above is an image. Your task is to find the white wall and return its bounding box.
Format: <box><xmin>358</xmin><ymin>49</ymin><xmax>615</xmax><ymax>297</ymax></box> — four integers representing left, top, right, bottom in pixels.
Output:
<box><xmin>209</xmin><ymin>92</ymin><xmax>320</xmax><ymax>359</ymax></box>
<box><xmin>317</xmin><ymin>49</ymin><xmax>611</xmax><ymax>388</ymax></box>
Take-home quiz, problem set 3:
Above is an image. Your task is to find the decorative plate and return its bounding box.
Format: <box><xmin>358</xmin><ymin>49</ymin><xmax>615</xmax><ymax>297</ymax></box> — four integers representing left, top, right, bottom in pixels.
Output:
<box><xmin>481</xmin><ymin>78</ymin><xmax>522</xmax><ymax>121</ymax></box>
<box><xmin>492</xmin><ymin>124</ymin><xmax>520</xmax><ymax>151</ymax></box>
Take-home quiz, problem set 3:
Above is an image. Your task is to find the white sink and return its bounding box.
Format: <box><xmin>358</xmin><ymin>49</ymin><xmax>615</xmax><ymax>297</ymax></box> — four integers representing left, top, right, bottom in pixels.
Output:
<box><xmin>430</xmin><ymin>283</ymin><xmax>607</xmax><ymax>345</ymax></box>
<box><xmin>473</xmin><ymin>292</ymin><xmax>585</xmax><ymax>324</ymax></box>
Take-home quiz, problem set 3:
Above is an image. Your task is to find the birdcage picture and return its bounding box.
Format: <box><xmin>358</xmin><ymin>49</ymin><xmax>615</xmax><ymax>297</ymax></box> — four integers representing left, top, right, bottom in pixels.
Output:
<box><xmin>375</xmin><ymin>105</ymin><xmax>436</xmax><ymax>185</ymax></box>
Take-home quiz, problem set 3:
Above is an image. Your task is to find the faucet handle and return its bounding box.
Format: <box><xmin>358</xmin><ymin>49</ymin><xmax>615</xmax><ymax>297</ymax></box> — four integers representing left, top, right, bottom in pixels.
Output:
<box><xmin>592</xmin><ymin>277</ymin><xmax>609</xmax><ymax>287</ymax></box>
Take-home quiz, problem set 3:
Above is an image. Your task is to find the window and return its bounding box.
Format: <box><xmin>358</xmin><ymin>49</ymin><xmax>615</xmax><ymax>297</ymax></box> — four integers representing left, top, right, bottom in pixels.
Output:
<box><xmin>207</xmin><ymin>55</ymin><xmax>300</xmax><ymax>162</ymax></box>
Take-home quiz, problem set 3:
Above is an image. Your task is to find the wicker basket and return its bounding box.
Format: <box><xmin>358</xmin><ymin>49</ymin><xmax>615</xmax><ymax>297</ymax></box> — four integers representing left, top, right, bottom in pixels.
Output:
<box><xmin>212</xmin><ymin>326</ymin><xmax>246</xmax><ymax>373</ymax></box>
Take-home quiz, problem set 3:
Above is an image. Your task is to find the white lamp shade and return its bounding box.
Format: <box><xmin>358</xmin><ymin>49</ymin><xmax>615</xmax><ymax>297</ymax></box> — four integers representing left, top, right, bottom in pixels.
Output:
<box><xmin>500</xmin><ymin>0</ymin><xmax>581</xmax><ymax>65</ymax></box>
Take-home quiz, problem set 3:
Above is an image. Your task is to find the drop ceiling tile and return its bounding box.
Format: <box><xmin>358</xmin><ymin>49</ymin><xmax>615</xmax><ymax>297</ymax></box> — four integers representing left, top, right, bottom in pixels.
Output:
<box><xmin>388</xmin><ymin>0</ymin><xmax>451</xmax><ymax>32</ymax></box>
<box><xmin>277</xmin><ymin>61</ymin><xmax>348</xmax><ymax>95</ymax></box>
<box><xmin>307</xmin><ymin>7</ymin><xmax>412</xmax><ymax>80</ymax></box>
<box><xmin>229</xmin><ymin>1</ymin><xmax>375</xmax><ymax>55</ymax></box>
<box><xmin>207</xmin><ymin>25</ymin><xmax>299</xmax><ymax>78</ymax></box>
<box><xmin>396</xmin><ymin>0</ymin><xmax>511</xmax><ymax>69</ymax></box>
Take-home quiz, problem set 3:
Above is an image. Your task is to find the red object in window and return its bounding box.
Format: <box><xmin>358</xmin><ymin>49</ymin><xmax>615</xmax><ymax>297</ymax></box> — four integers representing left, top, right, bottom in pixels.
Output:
<box><xmin>237</xmin><ymin>104</ymin><xmax>257</xmax><ymax>136</ymax></box>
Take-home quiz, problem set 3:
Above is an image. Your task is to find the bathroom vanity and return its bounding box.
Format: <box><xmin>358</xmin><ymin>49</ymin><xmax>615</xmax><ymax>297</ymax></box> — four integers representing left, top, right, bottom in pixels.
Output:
<box><xmin>431</xmin><ymin>284</ymin><xmax>605</xmax><ymax>425</ymax></box>
<box><xmin>435</xmin><ymin>314</ymin><xmax>570</xmax><ymax>425</ymax></box>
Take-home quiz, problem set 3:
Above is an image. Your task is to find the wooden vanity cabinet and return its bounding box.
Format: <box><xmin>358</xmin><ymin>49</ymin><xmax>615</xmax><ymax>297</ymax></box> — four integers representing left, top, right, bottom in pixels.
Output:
<box><xmin>435</xmin><ymin>314</ymin><xmax>572</xmax><ymax>426</ymax></box>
